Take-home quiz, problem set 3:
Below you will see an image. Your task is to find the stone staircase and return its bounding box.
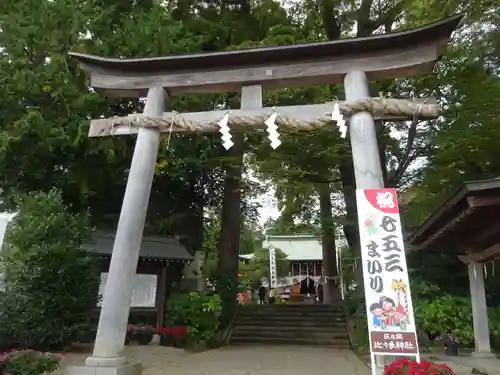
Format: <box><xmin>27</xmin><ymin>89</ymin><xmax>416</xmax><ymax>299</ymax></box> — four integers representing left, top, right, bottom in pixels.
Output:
<box><xmin>230</xmin><ymin>304</ymin><xmax>351</xmax><ymax>347</ymax></box>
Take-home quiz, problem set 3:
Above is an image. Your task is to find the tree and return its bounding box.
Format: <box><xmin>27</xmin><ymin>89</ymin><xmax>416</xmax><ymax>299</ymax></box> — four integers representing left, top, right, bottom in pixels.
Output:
<box><xmin>238</xmin><ymin>247</ymin><xmax>289</xmax><ymax>290</ymax></box>
<box><xmin>0</xmin><ymin>189</ymin><xmax>100</xmax><ymax>350</ymax></box>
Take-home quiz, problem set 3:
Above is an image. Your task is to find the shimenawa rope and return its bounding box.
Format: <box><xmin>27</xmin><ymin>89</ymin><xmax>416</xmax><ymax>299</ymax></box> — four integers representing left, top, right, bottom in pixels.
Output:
<box><xmin>96</xmin><ymin>97</ymin><xmax>437</xmax><ymax>136</ymax></box>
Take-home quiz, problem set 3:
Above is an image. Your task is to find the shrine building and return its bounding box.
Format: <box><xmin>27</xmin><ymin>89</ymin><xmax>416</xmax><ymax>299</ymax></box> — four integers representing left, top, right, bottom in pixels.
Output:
<box><xmin>409</xmin><ymin>177</ymin><xmax>500</xmax><ymax>359</ymax></box>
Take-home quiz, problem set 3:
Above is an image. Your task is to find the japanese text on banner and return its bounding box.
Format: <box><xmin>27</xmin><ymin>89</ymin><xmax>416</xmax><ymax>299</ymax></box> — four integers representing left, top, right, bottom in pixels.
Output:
<box><xmin>355</xmin><ymin>188</ymin><xmax>419</xmax><ymax>355</ymax></box>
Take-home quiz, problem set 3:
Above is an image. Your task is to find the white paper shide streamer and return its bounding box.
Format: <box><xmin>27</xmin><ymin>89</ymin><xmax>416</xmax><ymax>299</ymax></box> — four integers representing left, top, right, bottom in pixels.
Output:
<box><xmin>218</xmin><ymin>113</ymin><xmax>233</xmax><ymax>150</ymax></box>
<box><xmin>332</xmin><ymin>103</ymin><xmax>347</xmax><ymax>138</ymax></box>
<box><xmin>265</xmin><ymin>112</ymin><xmax>281</xmax><ymax>149</ymax></box>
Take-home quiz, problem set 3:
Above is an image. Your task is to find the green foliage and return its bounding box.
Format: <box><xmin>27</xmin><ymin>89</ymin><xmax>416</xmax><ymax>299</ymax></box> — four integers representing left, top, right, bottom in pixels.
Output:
<box><xmin>0</xmin><ymin>0</ymin><xmax>223</xmax><ymax>249</ymax></box>
<box><xmin>213</xmin><ymin>273</ymin><xmax>239</xmax><ymax>309</ymax></box>
<box><xmin>402</xmin><ymin>3</ymin><xmax>500</xmax><ymax>228</ymax></box>
<box><xmin>238</xmin><ymin>247</ymin><xmax>289</xmax><ymax>289</ymax></box>
<box><xmin>414</xmin><ymin>295</ymin><xmax>500</xmax><ymax>346</ymax></box>
<box><xmin>202</xmin><ymin>215</ymin><xmax>264</xmax><ymax>280</ymax></box>
<box><xmin>414</xmin><ymin>296</ymin><xmax>475</xmax><ymax>344</ymax></box>
<box><xmin>0</xmin><ymin>189</ymin><xmax>100</xmax><ymax>351</ymax></box>
<box><xmin>344</xmin><ymin>291</ymin><xmax>369</xmax><ymax>351</ymax></box>
<box><xmin>263</xmin><ymin>216</ymin><xmax>320</xmax><ymax>236</ymax></box>
<box><xmin>166</xmin><ymin>292</ymin><xmax>222</xmax><ymax>343</ymax></box>
<box><xmin>0</xmin><ymin>350</ymin><xmax>62</xmax><ymax>375</ymax></box>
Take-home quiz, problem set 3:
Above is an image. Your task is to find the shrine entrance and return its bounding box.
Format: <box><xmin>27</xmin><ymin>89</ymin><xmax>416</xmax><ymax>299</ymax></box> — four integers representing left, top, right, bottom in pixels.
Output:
<box><xmin>67</xmin><ymin>14</ymin><xmax>461</xmax><ymax>375</ymax></box>
<box><xmin>409</xmin><ymin>177</ymin><xmax>500</xmax><ymax>358</ymax></box>
<box><xmin>300</xmin><ymin>277</ymin><xmax>316</xmax><ymax>295</ymax></box>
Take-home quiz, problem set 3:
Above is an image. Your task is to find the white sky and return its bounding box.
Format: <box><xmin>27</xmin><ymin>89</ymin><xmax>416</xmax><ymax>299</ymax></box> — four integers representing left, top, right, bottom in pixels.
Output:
<box><xmin>256</xmin><ymin>186</ymin><xmax>280</xmax><ymax>225</ymax></box>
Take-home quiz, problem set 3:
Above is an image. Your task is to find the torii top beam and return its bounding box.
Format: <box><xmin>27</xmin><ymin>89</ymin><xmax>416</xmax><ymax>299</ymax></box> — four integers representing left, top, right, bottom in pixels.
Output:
<box><xmin>70</xmin><ymin>14</ymin><xmax>464</xmax><ymax>98</ymax></box>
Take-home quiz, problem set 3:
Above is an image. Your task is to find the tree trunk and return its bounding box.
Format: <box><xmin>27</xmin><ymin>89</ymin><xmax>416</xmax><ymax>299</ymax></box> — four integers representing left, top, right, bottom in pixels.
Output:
<box><xmin>338</xmin><ymin>158</ymin><xmax>364</xmax><ymax>288</ymax></box>
<box><xmin>217</xmin><ymin>85</ymin><xmax>260</xmax><ymax>327</ymax></box>
<box><xmin>217</xmin><ymin>134</ymin><xmax>244</xmax><ymax>327</ymax></box>
<box><xmin>318</xmin><ymin>184</ymin><xmax>338</xmax><ymax>304</ymax></box>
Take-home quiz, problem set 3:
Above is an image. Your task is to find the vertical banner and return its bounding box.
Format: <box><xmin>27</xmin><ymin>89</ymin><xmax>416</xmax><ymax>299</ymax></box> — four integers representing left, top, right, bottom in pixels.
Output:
<box><xmin>356</xmin><ymin>189</ymin><xmax>419</xmax><ymax>356</ymax></box>
<box><xmin>269</xmin><ymin>247</ymin><xmax>277</xmax><ymax>288</ymax></box>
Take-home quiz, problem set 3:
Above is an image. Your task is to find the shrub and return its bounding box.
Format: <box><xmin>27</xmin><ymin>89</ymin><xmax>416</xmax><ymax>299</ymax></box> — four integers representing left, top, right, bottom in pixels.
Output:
<box><xmin>0</xmin><ymin>189</ymin><xmax>101</xmax><ymax>350</ymax></box>
<box><xmin>166</xmin><ymin>292</ymin><xmax>222</xmax><ymax>343</ymax></box>
<box><xmin>344</xmin><ymin>291</ymin><xmax>369</xmax><ymax>350</ymax></box>
<box><xmin>414</xmin><ymin>295</ymin><xmax>474</xmax><ymax>345</ymax></box>
<box><xmin>384</xmin><ymin>358</ymin><xmax>455</xmax><ymax>375</ymax></box>
<box><xmin>0</xmin><ymin>349</ymin><xmax>63</xmax><ymax>375</ymax></box>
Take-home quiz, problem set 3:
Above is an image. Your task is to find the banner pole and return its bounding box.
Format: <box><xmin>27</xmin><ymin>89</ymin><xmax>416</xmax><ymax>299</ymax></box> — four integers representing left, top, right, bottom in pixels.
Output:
<box><xmin>355</xmin><ymin>188</ymin><xmax>420</xmax><ymax>372</ymax></box>
<box><xmin>370</xmin><ymin>353</ymin><xmax>377</xmax><ymax>375</ymax></box>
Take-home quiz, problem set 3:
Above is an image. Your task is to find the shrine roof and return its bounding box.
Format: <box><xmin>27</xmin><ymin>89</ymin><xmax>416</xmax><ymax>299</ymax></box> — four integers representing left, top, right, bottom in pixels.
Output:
<box><xmin>85</xmin><ymin>231</ymin><xmax>193</xmax><ymax>261</ymax></box>
<box><xmin>264</xmin><ymin>234</ymin><xmax>323</xmax><ymax>261</ymax></box>
<box><xmin>408</xmin><ymin>177</ymin><xmax>500</xmax><ymax>259</ymax></box>
<box><xmin>69</xmin><ymin>14</ymin><xmax>463</xmax><ymax>73</ymax></box>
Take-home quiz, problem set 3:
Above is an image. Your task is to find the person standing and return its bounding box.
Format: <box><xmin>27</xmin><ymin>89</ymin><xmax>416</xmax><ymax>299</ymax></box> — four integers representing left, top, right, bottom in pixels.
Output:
<box><xmin>317</xmin><ymin>282</ymin><xmax>324</xmax><ymax>304</ymax></box>
<box><xmin>258</xmin><ymin>284</ymin><xmax>267</xmax><ymax>304</ymax></box>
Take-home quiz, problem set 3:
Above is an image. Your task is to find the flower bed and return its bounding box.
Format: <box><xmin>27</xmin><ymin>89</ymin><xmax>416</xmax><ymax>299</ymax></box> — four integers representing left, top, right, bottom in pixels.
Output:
<box><xmin>0</xmin><ymin>349</ymin><xmax>63</xmax><ymax>375</ymax></box>
<box><xmin>157</xmin><ymin>326</ymin><xmax>188</xmax><ymax>347</ymax></box>
<box><xmin>126</xmin><ymin>324</ymin><xmax>155</xmax><ymax>345</ymax></box>
<box><xmin>165</xmin><ymin>292</ymin><xmax>222</xmax><ymax>347</ymax></box>
<box><xmin>384</xmin><ymin>358</ymin><xmax>455</xmax><ymax>375</ymax></box>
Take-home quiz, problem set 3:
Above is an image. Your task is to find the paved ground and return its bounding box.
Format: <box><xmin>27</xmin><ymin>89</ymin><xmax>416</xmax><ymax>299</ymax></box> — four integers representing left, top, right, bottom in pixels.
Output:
<box><xmin>422</xmin><ymin>353</ymin><xmax>499</xmax><ymax>375</ymax></box>
<box><xmin>56</xmin><ymin>345</ymin><xmax>370</xmax><ymax>375</ymax></box>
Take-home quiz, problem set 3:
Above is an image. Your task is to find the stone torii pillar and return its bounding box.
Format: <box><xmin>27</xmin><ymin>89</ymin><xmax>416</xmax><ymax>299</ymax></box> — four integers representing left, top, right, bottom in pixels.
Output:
<box><xmin>75</xmin><ymin>86</ymin><xmax>165</xmax><ymax>374</ymax></box>
<box><xmin>344</xmin><ymin>71</ymin><xmax>387</xmax><ymax>375</ymax></box>
<box><xmin>344</xmin><ymin>71</ymin><xmax>384</xmax><ymax>189</ymax></box>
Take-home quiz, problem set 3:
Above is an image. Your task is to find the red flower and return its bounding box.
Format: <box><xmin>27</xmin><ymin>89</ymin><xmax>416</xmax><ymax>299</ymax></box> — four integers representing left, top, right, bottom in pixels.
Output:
<box><xmin>170</xmin><ymin>326</ymin><xmax>188</xmax><ymax>341</ymax></box>
<box><xmin>127</xmin><ymin>324</ymin><xmax>137</xmax><ymax>332</ymax></box>
<box><xmin>156</xmin><ymin>327</ymin><xmax>171</xmax><ymax>335</ymax></box>
<box><xmin>384</xmin><ymin>358</ymin><xmax>455</xmax><ymax>375</ymax></box>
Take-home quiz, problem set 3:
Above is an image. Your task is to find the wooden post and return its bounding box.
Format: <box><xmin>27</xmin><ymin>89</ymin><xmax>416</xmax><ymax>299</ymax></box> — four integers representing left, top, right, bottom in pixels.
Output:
<box><xmin>344</xmin><ymin>71</ymin><xmax>385</xmax><ymax>375</ymax></box>
<box><xmin>468</xmin><ymin>263</ymin><xmax>495</xmax><ymax>357</ymax></box>
<box><xmin>156</xmin><ymin>264</ymin><xmax>168</xmax><ymax>329</ymax></box>
<box><xmin>85</xmin><ymin>86</ymin><xmax>165</xmax><ymax>369</ymax></box>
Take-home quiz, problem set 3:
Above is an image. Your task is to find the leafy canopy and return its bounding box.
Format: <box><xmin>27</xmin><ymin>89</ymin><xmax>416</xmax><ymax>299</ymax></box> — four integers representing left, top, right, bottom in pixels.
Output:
<box><xmin>0</xmin><ymin>189</ymin><xmax>100</xmax><ymax>350</ymax></box>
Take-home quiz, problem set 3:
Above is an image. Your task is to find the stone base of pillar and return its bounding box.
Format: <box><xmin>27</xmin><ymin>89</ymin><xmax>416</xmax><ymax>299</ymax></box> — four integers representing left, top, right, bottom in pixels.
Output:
<box><xmin>67</xmin><ymin>361</ymin><xmax>142</xmax><ymax>375</ymax></box>
<box><xmin>471</xmin><ymin>351</ymin><xmax>496</xmax><ymax>359</ymax></box>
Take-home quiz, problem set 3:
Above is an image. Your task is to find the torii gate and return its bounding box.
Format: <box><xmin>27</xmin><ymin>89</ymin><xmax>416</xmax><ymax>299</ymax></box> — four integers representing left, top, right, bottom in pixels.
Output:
<box><xmin>68</xmin><ymin>14</ymin><xmax>462</xmax><ymax>375</ymax></box>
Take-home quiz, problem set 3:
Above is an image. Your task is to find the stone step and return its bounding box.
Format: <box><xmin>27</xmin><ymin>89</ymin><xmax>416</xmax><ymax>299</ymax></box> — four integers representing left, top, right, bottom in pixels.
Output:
<box><xmin>238</xmin><ymin>308</ymin><xmax>345</xmax><ymax>314</ymax></box>
<box><xmin>230</xmin><ymin>336</ymin><xmax>350</xmax><ymax>347</ymax></box>
<box><xmin>241</xmin><ymin>305</ymin><xmax>344</xmax><ymax>312</ymax></box>
<box><xmin>233</xmin><ymin>324</ymin><xmax>348</xmax><ymax>333</ymax></box>
<box><xmin>234</xmin><ymin>319</ymin><xmax>347</xmax><ymax>328</ymax></box>
<box><xmin>241</xmin><ymin>304</ymin><xmax>344</xmax><ymax>309</ymax></box>
<box><xmin>239</xmin><ymin>312</ymin><xmax>345</xmax><ymax>318</ymax></box>
<box><xmin>232</xmin><ymin>327</ymin><xmax>349</xmax><ymax>340</ymax></box>
<box><xmin>236</xmin><ymin>313</ymin><xmax>345</xmax><ymax>321</ymax></box>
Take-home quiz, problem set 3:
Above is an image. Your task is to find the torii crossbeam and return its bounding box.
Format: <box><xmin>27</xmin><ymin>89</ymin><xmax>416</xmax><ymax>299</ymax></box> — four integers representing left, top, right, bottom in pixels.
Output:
<box><xmin>67</xmin><ymin>13</ymin><xmax>463</xmax><ymax>375</ymax></box>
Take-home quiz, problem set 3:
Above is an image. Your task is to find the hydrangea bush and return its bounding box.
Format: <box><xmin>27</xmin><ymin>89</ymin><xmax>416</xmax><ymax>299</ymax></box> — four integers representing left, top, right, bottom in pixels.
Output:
<box><xmin>0</xmin><ymin>349</ymin><xmax>63</xmax><ymax>375</ymax></box>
